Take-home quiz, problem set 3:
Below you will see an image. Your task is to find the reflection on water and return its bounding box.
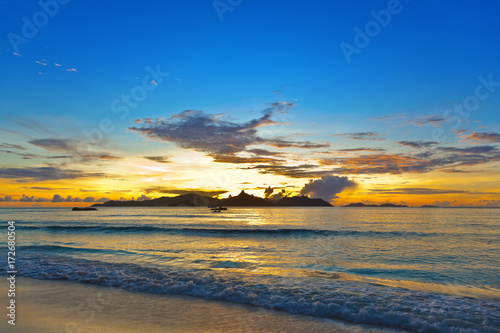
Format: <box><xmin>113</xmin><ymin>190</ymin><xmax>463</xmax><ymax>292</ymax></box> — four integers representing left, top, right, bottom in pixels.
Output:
<box><xmin>3</xmin><ymin>206</ymin><xmax>498</xmax><ymax>298</ymax></box>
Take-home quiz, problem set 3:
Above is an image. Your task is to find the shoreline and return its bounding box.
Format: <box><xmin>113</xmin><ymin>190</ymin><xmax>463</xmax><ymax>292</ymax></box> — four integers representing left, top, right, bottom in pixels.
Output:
<box><xmin>0</xmin><ymin>276</ymin><xmax>402</xmax><ymax>333</ymax></box>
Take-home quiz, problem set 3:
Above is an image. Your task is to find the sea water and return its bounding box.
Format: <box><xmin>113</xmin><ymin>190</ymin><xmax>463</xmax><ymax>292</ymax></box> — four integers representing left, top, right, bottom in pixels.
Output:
<box><xmin>0</xmin><ymin>207</ymin><xmax>499</xmax><ymax>332</ymax></box>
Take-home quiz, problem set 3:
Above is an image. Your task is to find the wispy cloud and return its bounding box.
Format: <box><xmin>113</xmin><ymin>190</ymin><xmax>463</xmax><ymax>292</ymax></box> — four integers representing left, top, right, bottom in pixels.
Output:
<box><xmin>437</xmin><ymin>145</ymin><xmax>498</xmax><ymax>154</ymax></box>
<box><xmin>144</xmin><ymin>156</ymin><xmax>171</xmax><ymax>163</ymax></box>
<box><xmin>369</xmin><ymin>187</ymin><xmax>497</xmax><ymax>195</ymax></box>
<box><xmin>245</xmin><ymin>148</ymin><xmax>283</xmax><ymax>156</ymax></box>
<box><xmin>210</xmin><ymin>155</ymin><xmax>281</xmax><ymax>164</ymax></box>
<box><xmin>0</xmin><ymin>167</ymin><xmax>105</xmax><ymax>182</ymax></box>
<box><xmin>331</xmin><ymin>132</ymin><xmax>385</xmax><ymax>141</ymax></box>
<box><xmin>0</xmin><ymin>150</ymin><xmax>42</xmax><ymax>159</ymax></box>
<box><xmin>371</xmin><ymin>113</ymin><xmax>405</xmax><ymax>122</ymax></box>
<box><xmin>406</xmin><ymin>115</ymin><xmax>447</xmax><ymax>127</ymax></box>
<box><xmin>143</xmin><ymin>187</ymin><xmax>227</xmax><ymax>197</ymax></box>
<box><xmin>332</xmin><ymin>147</ymin><xmax>387</xmax><ymax>152</ymax></box>
<box><xmin>398</xmin><ymin>141</ymin><xmax>438</xmax><ymax>149</ymax></box>
<box><xmin>0</xmin><ymin>143</ymin><xmax>26</xmax><ymax>150</ymax></box>
<box><xmin>460</xmin><ymin>131</ymin><xmax>500</xmax><ymax>143</ymax></box>
<box><xmin>130</xmin><ymin>102</ymin><xmax>327</xmax><ymax>164</ymax></box>
<box><xmin>28</xmin><ymin>138</ymin><xmax>121</xmax><ymax>161</ymax></box>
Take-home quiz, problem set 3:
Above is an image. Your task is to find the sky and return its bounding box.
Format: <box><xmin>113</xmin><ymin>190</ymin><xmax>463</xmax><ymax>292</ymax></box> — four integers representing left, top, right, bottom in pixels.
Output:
<box><xmin>1</xmin><ymin>0</ymin><xmax>500</xmax><ymax>207</ymax></box>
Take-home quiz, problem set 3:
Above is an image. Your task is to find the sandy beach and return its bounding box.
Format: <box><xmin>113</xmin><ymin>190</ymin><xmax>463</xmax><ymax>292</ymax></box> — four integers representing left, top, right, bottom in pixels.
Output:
<box><xmin>0</xmin><ymin>277</ymin><xmax>400</xmax><ymax>333</ymax></box>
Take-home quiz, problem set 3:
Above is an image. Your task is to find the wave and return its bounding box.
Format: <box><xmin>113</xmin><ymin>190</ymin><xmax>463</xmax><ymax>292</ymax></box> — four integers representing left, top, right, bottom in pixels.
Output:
<box><xmin>1</xmin><ymin>253</ymin><xmax>498</xmax><ymax>333</ymax></box>
<box><xmin>19</xmin><ymin>225</ymin><xmax>441</xmax><ymax>238</ymax></box>
<box><xmin>19</xmin><ymin>244</ymin><xmax>135</xmax><ymax>256</ymax></box>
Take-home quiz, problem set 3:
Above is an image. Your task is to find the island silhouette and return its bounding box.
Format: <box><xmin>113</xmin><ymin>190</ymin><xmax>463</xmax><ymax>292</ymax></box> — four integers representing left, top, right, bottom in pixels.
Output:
<box><xmin>92</xmin><ymin>190</ymin><xmax>333</xmax><ymax>207</ymax></box>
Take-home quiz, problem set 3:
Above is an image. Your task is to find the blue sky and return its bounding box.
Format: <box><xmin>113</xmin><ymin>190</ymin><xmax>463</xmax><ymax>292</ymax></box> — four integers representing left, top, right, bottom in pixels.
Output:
<box><xmin>1</xmin><ymin>0</ymin><xmax>500</xmax><ymax>206</ymax></box>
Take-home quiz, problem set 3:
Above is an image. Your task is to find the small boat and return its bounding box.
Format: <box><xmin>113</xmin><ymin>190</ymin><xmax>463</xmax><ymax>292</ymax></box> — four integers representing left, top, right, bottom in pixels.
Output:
<box><xmin>211</xmin><ymin>206</ymin><xmax>227</xmax><ymax>212</ymax></box>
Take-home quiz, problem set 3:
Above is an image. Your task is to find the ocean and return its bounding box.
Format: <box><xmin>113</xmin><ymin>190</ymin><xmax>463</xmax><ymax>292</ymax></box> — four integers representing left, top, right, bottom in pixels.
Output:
<box><xmin>1</xmin><ymin>207</ymin><xmax>499</xmax><ymax>332</ymax></box>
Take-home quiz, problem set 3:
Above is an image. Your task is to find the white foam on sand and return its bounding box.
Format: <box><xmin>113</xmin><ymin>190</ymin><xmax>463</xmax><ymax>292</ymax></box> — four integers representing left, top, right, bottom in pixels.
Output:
<box><xmin>0</xmin><ymin>277</ymin><xmax>402</xmax><ymax>333</ymax></box>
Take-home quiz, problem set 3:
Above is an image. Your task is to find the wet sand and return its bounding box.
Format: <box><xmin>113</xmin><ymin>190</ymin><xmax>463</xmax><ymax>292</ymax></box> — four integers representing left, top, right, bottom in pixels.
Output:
<box><xmin>0</xmin><ymin>277</ymin><xmax>401</xmax><ymax>333</ymax></box>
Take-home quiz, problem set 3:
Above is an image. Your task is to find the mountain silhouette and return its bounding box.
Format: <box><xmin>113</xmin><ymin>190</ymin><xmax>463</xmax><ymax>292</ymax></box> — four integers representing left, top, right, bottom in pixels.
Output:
<box><xmin>93</xmin><ymin>191</ymin><xmax>332</xmax><ymax>207</ymax></box>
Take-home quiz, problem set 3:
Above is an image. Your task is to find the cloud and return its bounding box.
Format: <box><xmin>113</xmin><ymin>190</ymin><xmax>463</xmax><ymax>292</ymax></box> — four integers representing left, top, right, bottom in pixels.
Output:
<box><xmin>369</xmin><ymin>188</ymin><xmax>497</xmax><ymax>195</ymax></box>
<box><xmin>407</xmin><ymin>115</ymin><xmax>447</xmax><ymax>127</ymax></box>
<box><xmin>263</xmin><ymin>138</ymin><xmax>329</xmax><ymax>149</ymax></box>
<box><xmin>334</xmin><ymin>148</ymin><xmax>387</xmax><ymax>152</ymax></box>
<box><xmin>129</xmin><ymin>102</ymin><xmax>327</xmax><ymax>160</ymax></box>
<box><xmin>52</xmin><ymin>194</ymin><xmax>65</xmax><ymax>202</ymax></box>
<box><xmin>36</xmin><ymin>60</ymin><xmax>47</xmax><ymax>66</ymax></box>
<box><xmin>478</xmin><ymin>199</ymin><xmax>500</xmax><ymax>207</ymax></box>
<box><xmin>136</xmin><ymin>194</ymin><xmax>151</xmax><ymax>201</ymax></box>
<box><xmin>245</xmin><ymin>148</ymin><xmax>283</xmax><ymax>156</ymax></box>
<box><xmin>320</xmin><ymin>154</ymin><xmax>432</xmax><ymax>174</ymax></box>
<box><xmin>0</xmin><ymin>143</ymin><xmax>26</xmax><ymax>150</ymax></box>
<box><xmin>246</xmin><ymin>164</ymin><xmax>330</xmax><ymax>178</ymax></box>
<box><xmin>0</xmin><ymin>149</ymin><xmax>41</xmax><ymax>159</ymax></box>
<box><xmin>29</xmin><ymin>138</ymin><xmax>78</xmax><ymax>152</ymax></box>
<box><xmin>83</xmin><ymin>197</ymin><xmax>96</xmax><ymax>202</ymax></box>
<box><xmin>300</xmin><ymin>175</ymin><xmax>357</xmax><ymax>201</ymax></box>
<box><xmin>19</xmin><ymin>194</ymin><xmax>50</xmax><ymax>202</ymax></box>
<box><xmin>63</xmin><ymin>195</ymin><xmax>83</xmax><ymax>202</ymax></box>
<box><xmin>144</xmin><ymin>156</ymin><xmax>171</xmax><ymax>163</ymax></box>
<box><xmin>130</xmin><ymin>107</ymin><xmax>283</xmax><ymax>155</ymax></box>
<box><xmin>66</xmin><ymin>68</ymin><xmax>77</xmax><ymax>72</ymax></box>
<box><xmin>249</xmin><ymin>144</ymin><xmax>500</xmax><ymax>177</ymax></box>
<box><xmin>0</xmin><ymin>196</ymin><xmax>14</xmax><ymax>202</ymax></box>
<box><xmin>398</xmin><ymin>141</ymin><xmax>438</xmax><ymax>149</ymax></box>
<box><xmin>143</xmin><ymin>187</ymin><xmax>227</xmax><ymax>197</ymax></box>
<box><xmin>210</xmin><ymin>155</ymin><xmax>281</xmax><ymax>164</ymax></box>
<box><xmin>438</xmin><ymin>168</ymin><xmax>471</xmax><ymax>173</ymax></box>
<box><xmin>331</xmin><ymin>132</ymin><xmax>385</xmax><ymax>141</ymax></box>
<box><xmin>28</xmin><ymin>138</ymin><xmax>121</xmax><ymax>161</ymax></box>
<box><xmin>0</xmin><ymin>167</ymin><xmax>105</xmax><ymax>182</ymax></box>
<box><xmin>433</xmin><ymin>200</ymin><xmax>451</xmax><ymax>207</ymax></box>
<box><xmin>371</xmin><ymin>113</ymin><xmax>405</xmax><ymax>122</ymax></box>
<box><xmin>437</xmin><ymin>146</ymin><xmax>497</xmax><ymax>154</ymax></box>
<box><xmin>461</xmin><ymin>131</ymin><xmax>500</xmax><ymax>143</ymax></box>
